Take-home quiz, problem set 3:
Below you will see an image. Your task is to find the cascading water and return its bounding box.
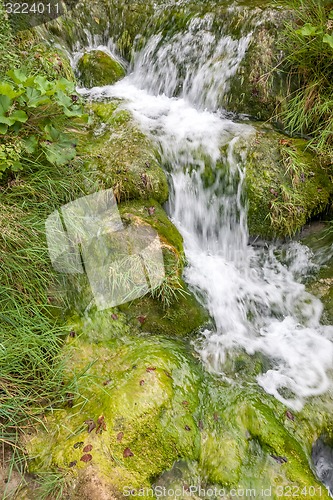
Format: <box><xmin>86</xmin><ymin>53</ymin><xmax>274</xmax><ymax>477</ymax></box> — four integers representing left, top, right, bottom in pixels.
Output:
<box><xmin>77</xmin><ymin>10</ymin><xmax>333</xmax><ymax>411</ymax></box>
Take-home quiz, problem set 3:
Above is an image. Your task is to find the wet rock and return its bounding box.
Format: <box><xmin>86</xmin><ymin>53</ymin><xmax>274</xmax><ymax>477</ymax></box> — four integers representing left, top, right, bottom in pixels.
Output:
<box><xmin>77</xmin><ymin>50</ymin><xmax>125</xmax><ymax>88</ymax></box>
<box><xmin>242</xmin><ymin>124</ymin><xmax>333</xmax><ymax>239</ymax></box>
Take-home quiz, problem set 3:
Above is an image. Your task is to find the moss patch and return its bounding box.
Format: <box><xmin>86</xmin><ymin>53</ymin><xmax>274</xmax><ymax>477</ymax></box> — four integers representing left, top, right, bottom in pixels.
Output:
<box><xmin>77</xmin><ymin>50</ymin><xmax>125</xmax><ymax>88</ymax></box>
<box><xmin>244</xmin><ymin>124</ymin><xmax>333</xmax><ymax>239</ymax></box>
<box><xmin>80</xmin><ymin>101</ymin><xmax>169</xmax><ymax>204</ymax></box>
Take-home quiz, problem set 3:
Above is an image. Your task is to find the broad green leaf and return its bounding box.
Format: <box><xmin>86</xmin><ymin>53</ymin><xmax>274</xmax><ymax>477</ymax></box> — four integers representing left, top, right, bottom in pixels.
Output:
<box><xmin>55</xmin><ymin>90</ymin><xmax>72</xmax><ymax>109</ymax></box>
<box><xmin>329</xmin><ymin>10</ymin><xmax>333</xmax><ymax>20</ymax></box>
<box><xmin>43</xmin><ymin>124</ymin><xmax>60</xmax><ymax>142</ymax></box>
<box><xmin>0</xmin><ymin>95</ymin><xmax>12</xmax><ymax>115</ymax></box>
<box><xmin>23</xmin><ymin>136</ymin><xmax>38</xmax><ymax>154</ymax></box>
<box><xmin>55</xmin><ymin>78</ymin><xmax>75</xmax><ymax>93</ymax></box>
<box><xmin>0</xmin><ymin>116</ymin><xmax>14</xmax><ymax>125</ymax></box>
<box><xmin>7</xmin><ymin>69</ymin><xmax>27</xmax><ymax>84</ymax></box>
<box><xmin>34</xmin><ymin>76</ymin><xmax>53</xmax><ymax>94</ymax></box>
<box><xmin>24</xmin><ymin>87</ymin><xmax>48</xmax><ymax>108</ymax></box>
<box><xmin>296</xmin><ymin>23</ymin><xmax>322</xmax><ymax>36</ymax></box>
<box><xmin>42</xmin><ymin>142</ymin><xmax>76</xmax><ymax>165</ymax></box>
<box><xmin>63</xmin><ymin>105</ymin><xmax>84</xmax><ymax>117</ymax></box>
<box><xmin>323</xmin><ymin>34</ymin><xmax>333</xmax><ymax>49</ymax></box>
<box><xmin>0</xmin><ymin>83</ymin><xmax>22</xmax><ymax>99</ymax></box>
<box><xmin>10</xmin><ymin>110</ymin><xmax>28</xmax><ymax>123</ymax></box>
<box><xmin>0</xmin><ymin>123</ymin><xmax>8</xmax><ymax>134</ymax></box>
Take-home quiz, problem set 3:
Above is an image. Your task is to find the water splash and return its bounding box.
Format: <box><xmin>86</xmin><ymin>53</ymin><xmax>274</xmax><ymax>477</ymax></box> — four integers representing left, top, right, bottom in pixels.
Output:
<box><xmin>77</xmin><ymin>10</ymin><xmax>333</xmax><ymax>410</ymax></box>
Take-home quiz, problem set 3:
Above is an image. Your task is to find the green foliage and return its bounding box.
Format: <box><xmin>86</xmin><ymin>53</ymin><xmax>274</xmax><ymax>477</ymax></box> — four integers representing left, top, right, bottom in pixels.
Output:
<box><xmin>279</xmin><ymin>0</ymin><xmax>333</xmax><ymax>158</ymax></box>
<box><xmin>0</xmin><ymin>70</ymin><xmax>85</xmax><ymax>177</ymax></box>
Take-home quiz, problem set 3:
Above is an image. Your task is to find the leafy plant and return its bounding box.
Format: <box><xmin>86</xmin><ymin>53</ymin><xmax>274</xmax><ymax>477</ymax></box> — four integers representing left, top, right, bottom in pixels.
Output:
<box><xmin>0</xmin><ymin>69</ymin><xmax>86</xmax><ymax>176</ymax></box>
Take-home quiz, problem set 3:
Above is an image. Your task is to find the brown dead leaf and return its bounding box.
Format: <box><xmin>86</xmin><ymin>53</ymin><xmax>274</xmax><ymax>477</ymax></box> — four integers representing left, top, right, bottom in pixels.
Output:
<box><xmin>146</xmin><ymin>367</ymin><xmax>156</xmax><ymax>372</ymax></box>
<box><xmin>84</xmin><ymin>419</ymin><xmax>96</xmax><ymax>433</ymax></box>
<box><xmin>117</xmin><ymin>432</ymin><xmax>124</xmax><ymax>442</ymax></box>
<box><xmin>83</xmin><ymin>445</ymin><xmax>93</xmax><ymax>453</ymax></box>
<box><xmin>80</xmin><ymin>454</ymin><xmax>93</xmax><ymax>463</ymax></box>
<box><xmin>123</xmin><ymin>447</ymin><xmax>134</xmax><ymax>458</ymax></box>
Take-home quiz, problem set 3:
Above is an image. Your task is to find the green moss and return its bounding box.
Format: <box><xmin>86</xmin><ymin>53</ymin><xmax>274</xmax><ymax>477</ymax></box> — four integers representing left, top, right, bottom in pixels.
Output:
<box><xmin>80</xmin><ymin>101</ymin><xmax>169</xmax><ymax>204</ymax></box>
<box><xmin>77</xmin><ymin>50</ymin><xmax>125</xmax><ymax>88</ymax></box>
<box><xmin>245</xmin><ymin>124</ymin><xmax>333</xmax><ymax>239</ymax></box>
<box><xmin>27</xmin><ymin>312</ymin><xmax>203</xmax><ymax>490</ymax></box>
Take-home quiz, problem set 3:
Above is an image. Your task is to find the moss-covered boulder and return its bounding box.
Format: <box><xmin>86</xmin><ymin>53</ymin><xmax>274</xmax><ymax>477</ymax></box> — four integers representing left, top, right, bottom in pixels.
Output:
<box><xmin>26</xmin><ymin>311</ymin><xmax>330</xmax><ymax>498</ymax></box>
<box><xmin>244</xmin><ymin>124</ymin><xmax>333</xmax><ymax>239</ymax></box>
<box><xmin>80</xmin><ymin>101</ymin><xmax>169</xmax><ymax>204</ymax></box>
<box><xmin>77</xmin><ymin>50</ymin><xmax>125</xmax><ymax>88</ymax></box>
<box><xmin>118</xmin><ymin>199</ymin><xmax>209</xmax><ymax>336</ymax></box>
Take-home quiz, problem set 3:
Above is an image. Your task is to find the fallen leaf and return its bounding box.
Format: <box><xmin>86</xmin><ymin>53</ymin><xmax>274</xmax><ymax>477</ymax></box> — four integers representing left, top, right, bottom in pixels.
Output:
<box><xmin>286</xmin><ymin>410</ymin><xmax>295</xmax><ymax>421</ymax></box>
<box><xmin>117</xmin><ymin>432</ymin><xmax>124</xmax><ymax>442</ymax></box>
<box><xmin>96</xmin><ymin>415</ymin><xmax>106</xmax><ymax>434</ymax></box>
<box><xmin>146</xmin><ymin>367</ymin><xmax>156</xmax><ymax>372</ymax></box>
<box><xmin>73</xmin><ymin>442</ymin><xmax>84</xmax><ymax>449</ymax></box>
<box><xmin>123</xmin><ymin>447</ymin><xmax>134</xmax><ymax>458</ymax></box>
<box><xmin>69</xmin><ymin>461</ymin><xmax>77</xmax><ymax>467</ymax></box>
<box><xmin>83</xmin><ymin>444</ymin><xmax>93</xmax><ymax>453</ymax></box>
<box><xmin>185</xmin><ymin>425</ymin><xmax>191</xmax><ymax>431</ymax></box>
<box><xmin>111</xmin><ymin>313</ymin><xmax>118</xmax><ymax>320</ymax></box>
<box><xmin>139</xmin><ymin>380</ymin><xmax>145</xmax><ymax>386</ymax></box>
<box><xmin>137</xmin><ymin>315</ymin><xmax>146</xmax><ymax>324</ymax></box>
<box><xmin>80</xmin><ymin>454</ymin><xmax>92</xmax><ymax>463</ymax></box>
<box><xmin>84</xmin><ymin>419</ymin><xmax>96</xmax><ymax>433</ymax></box>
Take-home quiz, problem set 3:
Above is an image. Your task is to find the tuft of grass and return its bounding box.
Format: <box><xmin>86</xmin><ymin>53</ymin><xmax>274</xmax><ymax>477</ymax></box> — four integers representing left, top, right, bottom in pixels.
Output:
<box><xmin>0</xmin><ymin>156</ymin><xmax>85</xmax><ymax>488</ymax></box>
<box><xmin>278</xmin><ymin>0</ymin><xmax>333</xmax><ymax>158</ymax></box>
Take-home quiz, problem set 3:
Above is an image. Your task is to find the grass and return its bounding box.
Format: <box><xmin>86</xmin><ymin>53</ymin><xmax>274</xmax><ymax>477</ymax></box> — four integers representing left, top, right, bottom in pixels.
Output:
<box><xmin>0</xmin><ymin>156</ymin><xmax>85</xmax><ymax>493</ymax></box>
<box><xmin>277</xmin><ymin>0</ymin><xmax>333</xmax><ymax>158</ymax></box>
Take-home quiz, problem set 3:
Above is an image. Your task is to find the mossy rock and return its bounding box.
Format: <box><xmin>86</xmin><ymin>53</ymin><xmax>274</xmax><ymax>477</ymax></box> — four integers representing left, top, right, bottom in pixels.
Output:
<box><xmin>243</xmin><ymin>124</ymin><xmax>333</xmax><ymax>239</ymax></box>
<box><xmin>79</xmin><ymin>101</ymin><xmax>169</xmax><ymax>204</ymax></box>
<box><xmin>26</xmin><ymin>314</ymin><xmax>329</xmax><ymax>498</ymax></box>
<box><xmin>117</xmin><ymin>199</ymin><xmax>209</xmax><ymax>337</ymax></box>
<box><xmin>77</xmin><ymin>50</ymin><xmax>125</xmax><ymax>88</ymax></box>
<box><xmin>26</xmin><ymin>313</ymin><xmax>203</xmax><ymax>493</ymax></box>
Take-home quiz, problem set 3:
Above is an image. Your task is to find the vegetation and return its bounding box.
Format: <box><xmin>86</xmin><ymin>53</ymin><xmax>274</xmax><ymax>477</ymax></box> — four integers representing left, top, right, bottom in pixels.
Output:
<box><xmin>279</xmin><ymin>0</ymin><xmax>333</xmax><ymax>159</ymax></box>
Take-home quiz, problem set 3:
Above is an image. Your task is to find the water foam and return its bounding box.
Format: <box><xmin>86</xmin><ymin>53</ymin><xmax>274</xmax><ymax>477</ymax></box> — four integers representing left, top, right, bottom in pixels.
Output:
<box><xmin>77</xmin><ymin>11</ymin><xmax>333</xmax><ymax>409</ymax></box>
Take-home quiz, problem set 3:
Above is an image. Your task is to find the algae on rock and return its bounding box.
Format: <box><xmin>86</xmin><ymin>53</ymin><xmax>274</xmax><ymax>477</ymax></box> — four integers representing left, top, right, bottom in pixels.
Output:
<box><xmin>244</xmin><ymin>124</ymin><xmax>333</xmax><ymax>239</ymax></box>
<box><xmin>80</xmin><ymin>101</ymin><xmax>169</xmax><ymax>204</ymax></box>
<box><xmin>77</xmin><ymin>50</ymin><xmax>125</xmax><ymax>88</ymax></box>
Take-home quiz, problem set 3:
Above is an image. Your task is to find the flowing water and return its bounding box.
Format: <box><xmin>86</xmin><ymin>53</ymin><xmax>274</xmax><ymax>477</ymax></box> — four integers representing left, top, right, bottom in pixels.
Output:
<box><xmin>74</xmin><ymin>10</ymin><xmax>333</xmax><ymax>411</ymax></box>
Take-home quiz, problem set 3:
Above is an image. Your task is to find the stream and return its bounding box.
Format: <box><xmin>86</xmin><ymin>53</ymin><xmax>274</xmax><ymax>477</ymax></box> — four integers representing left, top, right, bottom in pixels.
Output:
<box><xmin>74</xmin><ymin>10</ymin><xmax>333</xmax><ymax>413</ymax></box>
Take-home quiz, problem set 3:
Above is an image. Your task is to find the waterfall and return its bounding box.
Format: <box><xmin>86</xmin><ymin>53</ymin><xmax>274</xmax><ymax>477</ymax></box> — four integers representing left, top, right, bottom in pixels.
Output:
<box><xmin>77</xmin><ymin>10</ymin><xmax>333</xmax><ymax>411</ymax></box>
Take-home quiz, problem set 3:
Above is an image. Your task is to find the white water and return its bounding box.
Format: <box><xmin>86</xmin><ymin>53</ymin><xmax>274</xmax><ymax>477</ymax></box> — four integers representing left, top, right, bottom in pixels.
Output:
<box><xmin>76</xmin><ymin>12</ymin><xmax>333</xmax><ymax>410</ymax></box>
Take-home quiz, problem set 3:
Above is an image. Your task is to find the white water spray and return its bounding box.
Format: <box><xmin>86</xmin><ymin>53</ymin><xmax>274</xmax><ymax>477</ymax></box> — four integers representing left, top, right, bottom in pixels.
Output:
<box><xmin>77</xmin><ymin>11</ymin><xmax>333</xmax><ymax>410</ymax></box>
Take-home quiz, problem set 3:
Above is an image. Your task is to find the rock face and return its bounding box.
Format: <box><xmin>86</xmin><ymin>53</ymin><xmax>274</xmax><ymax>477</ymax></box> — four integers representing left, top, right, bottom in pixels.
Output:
<box><xmin>77</xmin><ymin>50</ymin><xmax>125</xmax><ymax>88</ymax></box>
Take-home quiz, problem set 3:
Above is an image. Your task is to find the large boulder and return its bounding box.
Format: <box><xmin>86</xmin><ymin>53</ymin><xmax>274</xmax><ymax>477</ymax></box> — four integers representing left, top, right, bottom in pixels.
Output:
<box><xmin>77</xmin><ymin>50</ymin><xmax>125</xmax><ymax>88</ymax></box>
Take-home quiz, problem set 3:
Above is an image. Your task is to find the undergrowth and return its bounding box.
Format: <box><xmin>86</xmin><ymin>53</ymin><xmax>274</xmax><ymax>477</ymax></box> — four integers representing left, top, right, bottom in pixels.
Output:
<box><xmin>279</xmin><ymin>0</ymin><xmax>333</xmax><ymax>160</ymax></box>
